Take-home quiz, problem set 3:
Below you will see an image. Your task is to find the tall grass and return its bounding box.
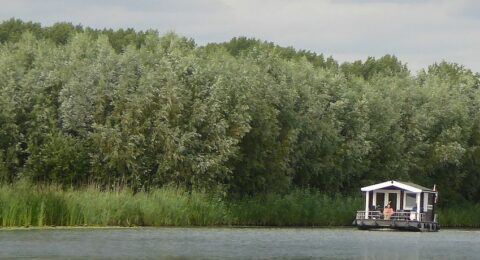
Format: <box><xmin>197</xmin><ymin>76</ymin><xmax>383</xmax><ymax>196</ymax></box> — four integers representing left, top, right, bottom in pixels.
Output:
<box><xmin>229</xmin><ymin>190</ymin><xmax>362</xmax><ymax>226</ymax></box>
<box><xmin>3</xmin><ymin>183</ymin><xmax>477</xmax><ymax>228</ymax></box>
<box><xmin>438</xmin><ymin>204</ymin><xmax>480</xmax><ymax>228</ymax></box>
<box><xmin>0</xmin><ymin>183</ymin><xmax>229</xmax><ymax>227</ymax></box>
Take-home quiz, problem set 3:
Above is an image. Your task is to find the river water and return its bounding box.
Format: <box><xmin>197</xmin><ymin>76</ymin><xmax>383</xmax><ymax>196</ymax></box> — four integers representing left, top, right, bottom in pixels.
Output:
<box><xmin>0</xmin><ymin>227</ymin><xmax>478</xmax><ymax>259</ymax></box>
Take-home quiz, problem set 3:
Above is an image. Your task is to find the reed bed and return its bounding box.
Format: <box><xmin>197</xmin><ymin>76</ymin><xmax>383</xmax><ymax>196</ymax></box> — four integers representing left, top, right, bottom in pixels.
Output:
<box><xmin>229</xmin><ymin>190</ymin><xmax>362</xmax><ymax>226</ymax></box>
<box><xmin>0</xmin><ymin>183</ymin><xmax>229</xmax><ymax>227</ymax></box>
<box><xmin>1</xmin><ymin>183</ymin><xmax>477</xmax><ymax>228</ymax></box>
<box><xmin>438</xmin><ymin>204</ymin><xmax>480</xmax><ymax>228</ymax></box>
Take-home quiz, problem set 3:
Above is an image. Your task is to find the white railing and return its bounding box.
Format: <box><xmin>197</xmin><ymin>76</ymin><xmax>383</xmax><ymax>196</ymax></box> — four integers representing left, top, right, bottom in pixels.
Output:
<box><xmin>406</xmin><ymin>212</ymin><xmax>426</xmax><ymax>221</ymax></box>
<box><xmin>356</xmin><ymin>211</ymin><xmax>426</xmax><ymax>221</ymax></box>
<box><xmin>391</xmin><ymin>212</ymin><xmax>410</xmax><ymax>221</ymax></box>
<box><xmin>356</xmin><ymin>211</ymin><xmax>381</xmax><ymax>219</ymax></box>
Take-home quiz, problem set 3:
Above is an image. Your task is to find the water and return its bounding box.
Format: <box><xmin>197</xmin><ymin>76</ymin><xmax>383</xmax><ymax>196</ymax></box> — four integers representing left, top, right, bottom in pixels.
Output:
<box><xmin>0</xmin><ymin>227</ymin><xmax>478</xmax><ymax>259</ymax></box>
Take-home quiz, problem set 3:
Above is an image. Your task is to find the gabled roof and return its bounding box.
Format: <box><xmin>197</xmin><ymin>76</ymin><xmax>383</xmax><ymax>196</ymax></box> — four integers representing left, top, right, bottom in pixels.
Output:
<box><xmin>361</xmin><ymin>180</ymin><xmax>435</xmax><ymax>193</ymax></box>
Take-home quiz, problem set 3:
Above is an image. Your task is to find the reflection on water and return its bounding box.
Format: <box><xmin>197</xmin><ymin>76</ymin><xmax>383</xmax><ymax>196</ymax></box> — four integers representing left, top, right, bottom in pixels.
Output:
<box><xmin>0</xmin><ymin>227</ymin><xmax>478</xmax><ymax>259</ymax></box>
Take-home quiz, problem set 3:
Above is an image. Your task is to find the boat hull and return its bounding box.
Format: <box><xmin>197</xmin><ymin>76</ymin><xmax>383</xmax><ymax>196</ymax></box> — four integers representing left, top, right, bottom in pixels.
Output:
<box><xmin>353</xmin><ymin>219</ymin><xmax>440</xmax><ymax>232</ymax></box>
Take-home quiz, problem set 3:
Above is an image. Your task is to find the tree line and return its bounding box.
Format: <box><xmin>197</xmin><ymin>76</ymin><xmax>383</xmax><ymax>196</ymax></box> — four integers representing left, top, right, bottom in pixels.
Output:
<box><xmin>0</xmin><ymin>19</ymin><xmax>479</xmax><ymax>204</ymax></box>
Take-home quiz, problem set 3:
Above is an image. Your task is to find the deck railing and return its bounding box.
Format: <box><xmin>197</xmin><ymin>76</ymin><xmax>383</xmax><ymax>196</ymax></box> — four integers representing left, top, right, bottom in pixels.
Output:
<box><xmin>356</xmin><ymin>211</ymin><xmax>427</xmax><ymax>221</ymax></box>
<box><xmin>356</xmin><ymin>211</ymin><xmax>381</xmax><ymax>219</ymax></box>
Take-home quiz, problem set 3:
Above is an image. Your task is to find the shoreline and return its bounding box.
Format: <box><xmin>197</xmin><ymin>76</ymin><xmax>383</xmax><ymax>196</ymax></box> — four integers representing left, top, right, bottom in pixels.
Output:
<box><xmin>1</xmin><ymin>225</ymin><xmax>479</xmax><ymax>231</ymax></box>
<box><xmin>0</xmin><ymin>225</ymin><xmax>354</xmax><ymax>230</ymax></box>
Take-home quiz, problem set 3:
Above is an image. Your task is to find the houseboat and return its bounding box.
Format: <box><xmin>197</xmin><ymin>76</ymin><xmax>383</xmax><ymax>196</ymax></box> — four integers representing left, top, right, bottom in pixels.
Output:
<box><xmin>353</xmin><ymin>180</ymin><xmax>439</xmax><ymax>232</ymax></box>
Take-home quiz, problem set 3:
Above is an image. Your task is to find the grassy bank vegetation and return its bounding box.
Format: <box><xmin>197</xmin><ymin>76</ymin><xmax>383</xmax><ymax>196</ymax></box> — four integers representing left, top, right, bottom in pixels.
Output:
<box><xmin>2</xmin><ymin>183</ymin><xmax>477</xmax><ymax>228</ymax></box>
<box><xmin>229</xmin><ymin>190</ymin><xmax>362</xmax><ymax>226</ymax></box>
<box><xmin>0</xmin><ymin>183</ymin><xmax>363</xmax><ymax>227</ymax></box>
<box><xmin>0</xmin><ymin>183</ymin><xmax>225</xmax><ymax>227</ymax></box>
<box><xmin>438</xmin><ymin>204</ymin><xmax>480</xmax><ymax>228</ymax></box>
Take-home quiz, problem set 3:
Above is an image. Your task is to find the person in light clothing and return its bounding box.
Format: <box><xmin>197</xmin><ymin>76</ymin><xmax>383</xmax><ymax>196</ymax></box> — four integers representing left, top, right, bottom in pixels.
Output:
<box><xmin>383</xmin><ymin>202</ymin><xmax>394</xmax><ymax>220</ymax></box>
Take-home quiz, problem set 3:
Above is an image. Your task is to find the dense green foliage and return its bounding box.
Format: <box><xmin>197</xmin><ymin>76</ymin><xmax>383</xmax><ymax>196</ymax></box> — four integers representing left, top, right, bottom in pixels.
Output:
<box><xmin>438</xmin><ymin>204</ymin><xmax>480</xmax><ymax>227</ymax></box>
<box><xmin>0</xmin><ymin>19</ymin><xmax>480</xmax><ymax>209</ymax></box>
<box><xmin>0</xmin><ymin>183</ymin><xmax>360</xmax><ymax>227</ymax></box>
<box><xmin>229</xmin><ymin>191</ymin><xmax>361</xmax><ymax>226</ymax></box>
<box><xmin>0</xmin><ymin>184</ymin><xmax>476</xmax><ymax>227</ymax></box>
<box><xmin>0</xmin><ymin>183</ymin><xmax>227</xmax><ymax>227</ymax></box>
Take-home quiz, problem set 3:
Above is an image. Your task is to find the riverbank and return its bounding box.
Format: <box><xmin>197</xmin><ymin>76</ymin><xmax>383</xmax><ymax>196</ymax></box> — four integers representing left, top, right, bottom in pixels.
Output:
<box><xmin>0</xmin><ymin>184</ymin><xmax>478</xmax><ymax>228</ymax></box>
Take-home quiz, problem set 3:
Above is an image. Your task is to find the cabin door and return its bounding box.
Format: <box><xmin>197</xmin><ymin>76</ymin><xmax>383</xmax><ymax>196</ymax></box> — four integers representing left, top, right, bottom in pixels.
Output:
<box><xmin>388</xmin><ymin>193</ymin><xmax>398</xmax><ymax>210</ymax></box>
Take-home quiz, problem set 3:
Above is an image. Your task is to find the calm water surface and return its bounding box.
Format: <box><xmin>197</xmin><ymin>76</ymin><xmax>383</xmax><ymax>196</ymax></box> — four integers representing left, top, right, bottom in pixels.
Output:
<box><xmin>0</xmin><ymin>227</ymin><xmax>478</xmax><ymax>259</ymax></box>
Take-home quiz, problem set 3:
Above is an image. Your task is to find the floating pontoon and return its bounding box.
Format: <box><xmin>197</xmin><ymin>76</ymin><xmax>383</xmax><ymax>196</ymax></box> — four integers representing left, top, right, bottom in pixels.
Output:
<box><xmin>353</xmin><ymin>180</ymin><xmax>439</xmax><ymax>232</ymax></box>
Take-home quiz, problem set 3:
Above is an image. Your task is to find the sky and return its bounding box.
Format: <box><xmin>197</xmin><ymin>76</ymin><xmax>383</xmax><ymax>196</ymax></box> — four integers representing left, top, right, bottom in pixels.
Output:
<box><xmin>1</xmin><ymin>0</ymin><xmax>479</xmax><ymax>73</ymax></box>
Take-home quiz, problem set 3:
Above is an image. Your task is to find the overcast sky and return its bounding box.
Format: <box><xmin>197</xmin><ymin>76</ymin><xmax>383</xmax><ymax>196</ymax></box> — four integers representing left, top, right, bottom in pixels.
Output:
<box><xmin>1</xmin><ymin>0</ymin><xmax>479</xmax><ymax>73</ymax></box>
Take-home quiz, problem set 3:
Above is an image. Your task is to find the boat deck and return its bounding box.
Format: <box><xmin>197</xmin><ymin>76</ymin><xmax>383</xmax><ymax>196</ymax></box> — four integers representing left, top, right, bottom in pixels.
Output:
<box><xmin>353</xmin><ymin>211</ymin><xmax>439</xmax><ymax>232</ymax></box>
<box><xmin>353</xmin><ymin>218</ymin><xmax>440</xmax><ymax>232</ymax></box>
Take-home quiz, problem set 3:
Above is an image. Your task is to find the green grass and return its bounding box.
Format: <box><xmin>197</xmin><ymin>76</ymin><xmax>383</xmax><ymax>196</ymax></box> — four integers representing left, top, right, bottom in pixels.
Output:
<box><xmin>1</xmin><ymin>183</ymin><xmax>477</xmax><ymax>228</ymax></box>
<box><xmin>438</xmin><ymin>204</ymin><xmax>480</xmax><ymax>228</ymax></box>
<box><xmin>229</xmin><ymin>190</ymin><xmax>362</xmax><ymax>226</ymax></box>
<box><xmin>0</xmin><ymin>183</ymin><xmax>231</xmax><ymax>227</ymax></box>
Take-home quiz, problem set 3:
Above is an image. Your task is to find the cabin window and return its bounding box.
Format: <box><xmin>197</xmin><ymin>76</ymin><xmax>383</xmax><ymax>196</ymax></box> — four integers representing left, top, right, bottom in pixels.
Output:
<box><xmin>375</xmin><ymin>193</ymin><xmax>385</xmax><ymax>210</ymax></box>
<box><xmin>404</xmin><ymin>193</ymin><xmax>416</xmax><ymax>209</ymax></box>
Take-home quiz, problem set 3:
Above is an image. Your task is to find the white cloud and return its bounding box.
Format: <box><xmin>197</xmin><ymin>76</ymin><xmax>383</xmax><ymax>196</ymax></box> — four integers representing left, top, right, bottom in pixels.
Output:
<box><xmin>0</xmin><ymin>0</ymin><xmax>479</xmax><ymax>73</ymax></box>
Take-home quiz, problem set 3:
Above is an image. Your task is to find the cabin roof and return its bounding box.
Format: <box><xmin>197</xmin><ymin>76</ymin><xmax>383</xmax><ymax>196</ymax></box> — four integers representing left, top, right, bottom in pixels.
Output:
<box><xmin>360</xmin><ymin>180</ymin><xmax>435</xmax><ymax>193</ymax></box>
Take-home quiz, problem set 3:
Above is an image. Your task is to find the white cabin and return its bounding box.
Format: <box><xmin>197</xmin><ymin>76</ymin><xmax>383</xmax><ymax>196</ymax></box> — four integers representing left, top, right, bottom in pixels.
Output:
<box><xmin>359</xmin><ymin>180</ymin><xmax>438</xmax><ymax>222</ymax></box>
